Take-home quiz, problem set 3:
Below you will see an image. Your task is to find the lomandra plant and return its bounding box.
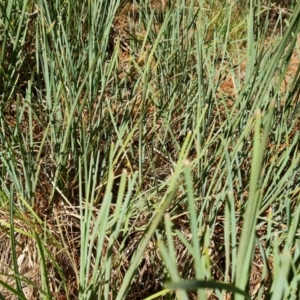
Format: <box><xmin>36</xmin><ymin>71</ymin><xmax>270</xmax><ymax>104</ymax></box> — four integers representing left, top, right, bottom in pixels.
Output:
<box><xmin>0</xmin><ymin>0</ymin><xmax>299</xmax><ymax>299</ymax></box>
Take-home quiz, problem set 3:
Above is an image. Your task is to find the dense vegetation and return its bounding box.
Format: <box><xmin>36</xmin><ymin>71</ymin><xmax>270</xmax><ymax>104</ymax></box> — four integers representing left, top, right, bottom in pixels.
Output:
<box><xmin>0</xmin><ymin>0</ymin><xmax>299</xmax><ymax>299</ymax></box>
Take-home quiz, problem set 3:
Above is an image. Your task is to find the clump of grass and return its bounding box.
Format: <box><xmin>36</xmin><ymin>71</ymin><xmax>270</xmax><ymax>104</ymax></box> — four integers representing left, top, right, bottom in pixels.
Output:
<box><xmin>0</xmin><ymin>0</ymin><xmax>299</xmax><ymax>299</ymax></box>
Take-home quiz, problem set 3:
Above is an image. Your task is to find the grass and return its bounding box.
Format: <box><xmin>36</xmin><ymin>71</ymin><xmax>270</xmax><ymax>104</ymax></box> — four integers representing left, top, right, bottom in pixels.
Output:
<box><xmin>0</xmin><ymin>0</ymin><xmax>299</xmax><ymax>299</ymax></box>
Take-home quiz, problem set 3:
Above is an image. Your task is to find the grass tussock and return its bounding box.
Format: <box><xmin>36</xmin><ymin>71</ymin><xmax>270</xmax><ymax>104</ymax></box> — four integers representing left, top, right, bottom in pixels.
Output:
<box><xmin>0</xmin><ymin>0</ymin><xmax>299</xmax><ymax>299</ymax></box>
